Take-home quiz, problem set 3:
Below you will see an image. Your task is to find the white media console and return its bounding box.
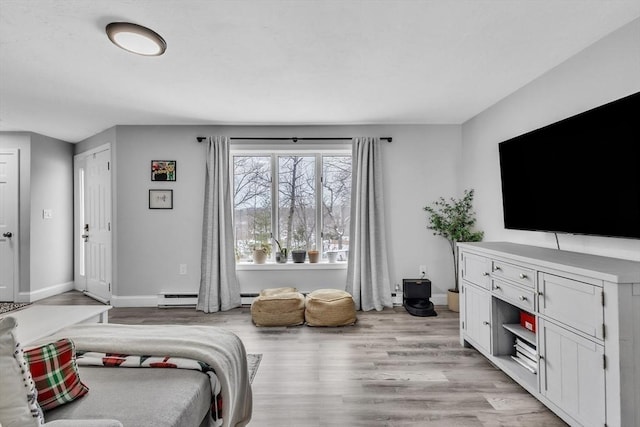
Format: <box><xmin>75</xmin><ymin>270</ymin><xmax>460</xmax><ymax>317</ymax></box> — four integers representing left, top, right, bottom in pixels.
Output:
<box><xmin>458</xmin><ymin>242</ymin><xmax>640</xmax><ymax>427</ymax></box>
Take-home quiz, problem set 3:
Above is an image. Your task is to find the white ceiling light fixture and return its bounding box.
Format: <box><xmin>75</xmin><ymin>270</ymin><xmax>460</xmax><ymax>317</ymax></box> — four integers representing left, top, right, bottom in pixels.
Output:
<box><xmin>106</xmin><ymin>22</ymin><xmax>166</xmax><ymax>56</ymax></box>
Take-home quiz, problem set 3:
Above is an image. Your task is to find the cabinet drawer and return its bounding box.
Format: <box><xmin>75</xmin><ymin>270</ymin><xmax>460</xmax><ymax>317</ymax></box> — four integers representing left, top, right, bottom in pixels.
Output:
<box><xmin>461</xmin><ymin>252</ymin><xmax>492</xmax><ymax>290</ymax></box>
<box><xmin>492</xmin><ymin>279</ymin><xmax>535</xmax><ymax>312</ymax></box>
<box><xmin>539</xmin><ymin>273</ymin><xmax>603</xmax><ymax>340</ymax></box>
<box><xmin>492</xmin><ymin>261</ymin><xmax>535</xmax><ymax>288</ymax></box>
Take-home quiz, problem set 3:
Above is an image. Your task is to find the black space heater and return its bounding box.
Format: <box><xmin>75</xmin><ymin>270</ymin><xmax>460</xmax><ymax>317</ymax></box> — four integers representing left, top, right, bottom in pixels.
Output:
<box><xmin>403</xmin><ymin>278</ymin><xmax>437</xmax><ymax>317</ymax></box>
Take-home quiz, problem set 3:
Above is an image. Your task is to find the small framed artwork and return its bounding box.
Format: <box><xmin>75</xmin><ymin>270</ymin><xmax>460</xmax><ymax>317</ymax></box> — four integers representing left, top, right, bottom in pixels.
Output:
<box><xmin>151</xmin><ymin>160</ymin><xmax>176</xmax><ymax>181</ymax></box>
<box><xmin>149</xmin><ymin>189</ymin><xmax>173</xmax><ymax>209</ymax></box>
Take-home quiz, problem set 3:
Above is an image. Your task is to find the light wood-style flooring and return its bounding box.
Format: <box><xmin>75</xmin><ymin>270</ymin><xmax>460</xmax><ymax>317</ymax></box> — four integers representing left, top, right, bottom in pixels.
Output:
<box><xmin>36</xmin><ymin>292</ymin><xmax>567</xmax><ymax>426</ymax></box>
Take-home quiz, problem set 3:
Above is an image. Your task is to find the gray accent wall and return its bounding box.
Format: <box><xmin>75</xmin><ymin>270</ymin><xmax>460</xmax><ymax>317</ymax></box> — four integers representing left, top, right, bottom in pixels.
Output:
<box><xmin>30</xmin><ymin>134</ymin><xmax>74</xmax><ymax>293</ymax></box>
<box><xmin>102</xmin><ymin>124</ymin><xmax>461</xmax><ymax>305</ymax></box>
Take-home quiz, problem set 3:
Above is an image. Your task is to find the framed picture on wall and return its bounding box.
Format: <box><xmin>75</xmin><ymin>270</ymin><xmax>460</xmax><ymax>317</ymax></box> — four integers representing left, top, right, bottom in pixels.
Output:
<box><xmin>149</xmin><ymin>189</ymin><xmax>173</xmax><ymax>209</ymax></box>
<box><xmin>151</xmin><ymin>160</ymin><xmax>176</xmax><ymax>181</ymax></box>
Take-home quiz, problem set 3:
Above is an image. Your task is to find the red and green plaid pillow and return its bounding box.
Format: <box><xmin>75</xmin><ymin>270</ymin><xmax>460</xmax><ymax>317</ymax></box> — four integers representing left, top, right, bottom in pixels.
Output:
<box><xmin>24</xmin><ymin>338</ymin><xmax>89</xmax><ymax>410</ymax></box>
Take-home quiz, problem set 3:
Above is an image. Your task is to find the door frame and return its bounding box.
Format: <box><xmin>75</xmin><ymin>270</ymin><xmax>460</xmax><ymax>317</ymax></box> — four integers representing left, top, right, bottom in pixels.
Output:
<box><xmin>73</xmin><ymin>143</ymin><xmax>112</xmax><ymax>302</ymax></box>
<box><xmin>0</xmin><ymin>149</ymin><xmax>20</xmax><ymax>302</ymax></box>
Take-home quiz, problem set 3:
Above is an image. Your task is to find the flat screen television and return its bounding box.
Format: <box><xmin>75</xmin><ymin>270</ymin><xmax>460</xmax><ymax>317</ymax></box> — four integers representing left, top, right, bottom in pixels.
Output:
<box><xmin>498</xmin><ymin>91</ymin><xmax>640</xmax><ymax>239</ymax></box>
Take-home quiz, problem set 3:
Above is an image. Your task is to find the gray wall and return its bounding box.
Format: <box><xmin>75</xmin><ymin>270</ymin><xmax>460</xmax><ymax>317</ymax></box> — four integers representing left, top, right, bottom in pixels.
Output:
<box><xmin>104</xmin><ymin>124</ymin><xmax>461</xmax><ymax>305</ymax></box>
<box><xmin>460</xmin><ymin>17</ymin><xmax>640</xmax><ymax>261</ymax></box>
<box><xmin>0</xmin><ymin>132</ymin><xmax>74</xmax><ymax>300</ymax></box>
<box><xmin>29</xmin><ymin>134</ymin><xmax>74</xmax><ymax>293</ymax></box>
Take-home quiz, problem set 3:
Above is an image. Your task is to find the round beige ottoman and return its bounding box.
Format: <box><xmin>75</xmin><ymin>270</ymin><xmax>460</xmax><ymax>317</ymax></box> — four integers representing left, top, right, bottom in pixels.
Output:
<box><xmin>305</xmin><ymin>289</ymin><xmax>357</xmax><ymax>327</ymax></box>
<box><xmin>251</xmin><ymin>288</ymin><xmax>305</xmax><ymax>327</ymax></box>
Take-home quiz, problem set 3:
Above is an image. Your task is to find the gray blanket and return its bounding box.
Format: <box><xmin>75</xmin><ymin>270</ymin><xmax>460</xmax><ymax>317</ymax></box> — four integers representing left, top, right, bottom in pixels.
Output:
<box><xmin>28</xmin><ymin>323</ymin><xmax>252</xmax><ymax>427</ymax></box>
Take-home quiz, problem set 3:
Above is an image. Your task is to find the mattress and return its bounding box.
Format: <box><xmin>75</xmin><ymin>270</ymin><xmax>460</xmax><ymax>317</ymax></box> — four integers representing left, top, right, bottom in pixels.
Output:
<box><xmin>44</xmin><ymin>366</ymin><xmax>211</xmax><ymax>427</ymax></box>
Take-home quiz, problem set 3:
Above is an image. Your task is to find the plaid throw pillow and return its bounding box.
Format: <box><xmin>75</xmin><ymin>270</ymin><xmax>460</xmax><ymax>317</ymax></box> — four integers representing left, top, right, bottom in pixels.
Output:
<box><xmin>24</xmin><ymin>338</ymin><xmax>89</xmax><ymax>410</ymax></box>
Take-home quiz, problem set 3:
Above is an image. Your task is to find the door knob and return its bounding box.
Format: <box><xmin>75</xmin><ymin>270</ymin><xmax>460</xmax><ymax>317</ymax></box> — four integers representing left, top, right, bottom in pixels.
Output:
<box><xmin>2</xmin><ymin>232</ymin><xmax>12</xmax><ymax>238</ymax></box>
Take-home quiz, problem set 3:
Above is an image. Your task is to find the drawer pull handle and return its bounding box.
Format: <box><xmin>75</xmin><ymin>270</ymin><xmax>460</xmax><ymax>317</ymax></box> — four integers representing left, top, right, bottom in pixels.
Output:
<box><xmin>482</xmin><ymin>272</ymin><xmax>489</xmax><ymax>276</ymax></box>
<box><xmin>519</xmin><ymin>273</ymin><xmax>528</xmax><ymax>279</ymax></box>
<box><xmin>494</xmin><ymin>285</ymin><xmax>501</xmax><ymax>290</ymax></box>
<box><xmin>494</xmin><ymin>266</ymin><xmax>502</xmax><ymax>271</ymax></box>
<box><xmin>537</xmin><ymin>291</ymin><xmax>544</xmax><ymax>296</ymax></box>
<box><xmin>519</xmin><ymin>295</ymin><xmax>527</xmax><ymax>301</ymax></box>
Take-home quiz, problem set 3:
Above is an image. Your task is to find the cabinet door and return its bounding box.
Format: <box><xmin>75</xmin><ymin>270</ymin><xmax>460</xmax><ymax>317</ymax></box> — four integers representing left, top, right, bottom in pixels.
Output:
<box><xmin>539</xmin><ymin>273</ymin><xmax>603</xmax><ymax>340</ymax></box>
<box><xmin>538</xmin><ymin>318</ymin><xmax>605</xmax><ymax>427</ymax></box>
<box><xmin>463</xmin><ymin>283</ymin><xmax>492</xmax><ymax>355</ymax></box>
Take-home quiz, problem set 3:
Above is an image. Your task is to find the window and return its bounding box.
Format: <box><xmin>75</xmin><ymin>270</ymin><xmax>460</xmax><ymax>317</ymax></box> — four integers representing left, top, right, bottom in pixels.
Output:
<box><xmin>233</xmin><ymin>151</ymin><xmax>351</xmax><ymax>262</ymax></box>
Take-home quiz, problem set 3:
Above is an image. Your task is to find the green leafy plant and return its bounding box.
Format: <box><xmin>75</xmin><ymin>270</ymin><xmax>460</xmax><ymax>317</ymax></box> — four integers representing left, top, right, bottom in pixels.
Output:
<box><xmin>252</xmin><ymin>241</ymin><xmax>271</xmax><ymax>257</ymax></box>
<box><xmin>424</xmin><ymin>189</ymin><xmax>484</xmax><ymax>292</ymax></box>
<box><xmin>272</xmin><ymin>237</ymin><xmax>288</xmax><ymax>258</ymax></box>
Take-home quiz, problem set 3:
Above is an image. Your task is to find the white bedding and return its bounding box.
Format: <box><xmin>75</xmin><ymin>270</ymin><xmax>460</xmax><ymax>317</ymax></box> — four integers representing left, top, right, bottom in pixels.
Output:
<box><xmin>28</xmin><ymin>323</ymin><xmax>252</xmax><ymax>427</ymax></box>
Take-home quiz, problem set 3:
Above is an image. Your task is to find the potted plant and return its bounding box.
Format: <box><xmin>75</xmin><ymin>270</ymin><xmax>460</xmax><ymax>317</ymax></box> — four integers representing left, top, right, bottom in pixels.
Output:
<box><xmin>326</xmin><ymin>251</ymin><xmax>338</xmax><ymax>263</ymax></box>
<box><xmin>423</xmin><ymin>189</ymin><xmax>483</xmax><ymax>312</ymax></box>
<box><xmin>291</xmin><ymin>249</ymin><xmax>307</xmax><ymax>263</ymax></box>
<box><xmin>308</xmin><ymin>250</ymin><xmax>320</xmax><ymax>263</ymax></box>
<box><xmin>273</xmin><ymin>237</ymin><xmax>289</xmax><ymax>263</ymax></box>
<box><xmin>252</xmin><ymin>242</ymin><xmax>271</xmax><ymax>264</ymax></box>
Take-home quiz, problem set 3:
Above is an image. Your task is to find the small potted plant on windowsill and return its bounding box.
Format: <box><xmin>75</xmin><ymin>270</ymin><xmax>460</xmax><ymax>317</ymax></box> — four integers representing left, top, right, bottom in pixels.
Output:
<box><xmin>308</xmin><ymin>250</ymin><xmax>320</xmax><ymax>263</ymax></box>
<box><xmin>252</xmin><ymin>242</ymin><xmax>271</xmax><ymax>264</ymax></box>
<box><xmin>273</xmin><ymin>237</ymin><xmax>289</xmax><ymax>263</ymax></box>
<box><xmin>424</xmin><ymin>189</ymin><xmax>483</xmax><ymax>312</ymax></box>
<box><xmin>291</xmin><ymin>249</ymin><xmax>307</xmax><ymax>263</ymax></box>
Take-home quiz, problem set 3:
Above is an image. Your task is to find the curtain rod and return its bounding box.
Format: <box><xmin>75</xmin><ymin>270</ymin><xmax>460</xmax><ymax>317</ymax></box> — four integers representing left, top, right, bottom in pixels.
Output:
<box><xmin>196</xmin><ymin>136</ymin><xmax>392</xmax><ymax>143</ymax></box>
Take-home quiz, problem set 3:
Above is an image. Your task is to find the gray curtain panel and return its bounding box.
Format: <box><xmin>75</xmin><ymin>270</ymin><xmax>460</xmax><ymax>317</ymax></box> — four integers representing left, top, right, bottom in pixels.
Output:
<box><xmin>346</xmin><ymin>137</ymin><xmax>393</xmax><ymax>311</ymax></box>
<box><xmin>197</xmin><ymin>136</ymin><xmax>241</xmax><ymax>313</ymax></box>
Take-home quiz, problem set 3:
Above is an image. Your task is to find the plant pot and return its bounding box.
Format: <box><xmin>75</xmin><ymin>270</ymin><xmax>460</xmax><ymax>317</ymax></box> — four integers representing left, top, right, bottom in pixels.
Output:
<box><xmin>326</xmin><ymin>251</ymin><xmax>338</xmax><ymax>263</ymax></box>
<box><xmin>253</xmin><ymin>249</ymin><xmax>267</xmax><ymax>264</ymax></box>
<box><xmin>275</xmin><ymin>251</ymin><xmax>288</xmax><ymax>263</ymax></box>
<box><xmin>447</xmin><ymin>289</ymin><xmax>459</xmax><ymax>312</ymax></box>
<box><xmin>291</xmin><ymin>250</ymin><xmax>306</xmax><ymax>263</ymax></box>
<box><xmin>308</xmin><ymin>250</ymin><xmax>320</xmax><ymax>263</ymax></box>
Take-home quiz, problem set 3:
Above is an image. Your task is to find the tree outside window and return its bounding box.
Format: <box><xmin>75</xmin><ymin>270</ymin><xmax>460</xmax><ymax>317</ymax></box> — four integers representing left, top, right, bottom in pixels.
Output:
<box><xmin>322</xmin><ymin>156</ymin><xmax>351</xmax><ymax>260</ymax></box>
<box><xmin>233</xmin><ymin>152</ymin><xmax>351</xmax><ymax>262</ymax></box>
<box><xmin>233</xmin><ymin>156</ymin><xmax>271</xmax><ymax>262</ymax></box>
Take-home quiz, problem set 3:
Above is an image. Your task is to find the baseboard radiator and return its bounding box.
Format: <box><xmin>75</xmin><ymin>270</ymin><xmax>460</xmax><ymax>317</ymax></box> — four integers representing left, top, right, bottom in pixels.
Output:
<box><xmin>157</xmin><ymin>293</ymin><xmax>198</xmax><ymax>308</ymax></box>
<box><xmin>158</xmin><ymin>292</ymin><xmax>260</xmax><ymax>308</ymax></box>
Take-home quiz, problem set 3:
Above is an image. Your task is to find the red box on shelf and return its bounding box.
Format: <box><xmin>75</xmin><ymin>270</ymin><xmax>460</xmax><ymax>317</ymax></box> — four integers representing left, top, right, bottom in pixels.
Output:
<box><xmin>520</xmin><ymin>311</ymin><xmax>536</xmax><ymax>332</ymax></box>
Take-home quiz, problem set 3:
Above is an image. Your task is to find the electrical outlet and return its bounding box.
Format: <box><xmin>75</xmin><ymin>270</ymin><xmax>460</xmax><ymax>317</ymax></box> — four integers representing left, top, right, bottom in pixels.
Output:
<box><xmin>419</xmin><ymin>265</ymin><xmax>427</xmax><ymax>277</ymax></box>
<box><xmin>179</xmin><ymin>264</ymin><xmax>187</xmax><ymax>275</ymax></box>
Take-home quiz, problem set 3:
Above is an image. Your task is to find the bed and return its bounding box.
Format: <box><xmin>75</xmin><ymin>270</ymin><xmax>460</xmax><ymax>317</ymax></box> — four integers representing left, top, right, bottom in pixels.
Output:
<box><xmin>26</xmin><ymin>323</ymin><xmax>253</xmax><ymax>427</ymax></box>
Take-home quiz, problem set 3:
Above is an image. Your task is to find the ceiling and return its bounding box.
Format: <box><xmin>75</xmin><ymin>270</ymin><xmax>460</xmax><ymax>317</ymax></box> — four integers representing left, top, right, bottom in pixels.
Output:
<box><xmin>1</xmin><ymin>0</ymin><xmax>639</xmax><ymax>143</ymax></box>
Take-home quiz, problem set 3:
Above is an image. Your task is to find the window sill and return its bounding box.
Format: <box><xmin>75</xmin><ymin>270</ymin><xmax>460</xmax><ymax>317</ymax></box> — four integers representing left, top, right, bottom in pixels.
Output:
<box><xmin>236</xmin><ymin>262</ymin><xmax>348</xmax><ymax>271</ymax></box>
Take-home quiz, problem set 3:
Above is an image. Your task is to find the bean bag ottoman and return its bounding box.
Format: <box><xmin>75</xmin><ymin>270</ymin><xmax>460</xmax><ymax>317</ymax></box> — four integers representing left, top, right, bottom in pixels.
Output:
<box><xmin>305</xmin><ymin>289</ymin><xmax>357</xmax><ymax>327</ymax></box>
<box><xmin>251</xmin><ymin>288</ymin><xmax>305</xmax><ymax>326</ymax></box>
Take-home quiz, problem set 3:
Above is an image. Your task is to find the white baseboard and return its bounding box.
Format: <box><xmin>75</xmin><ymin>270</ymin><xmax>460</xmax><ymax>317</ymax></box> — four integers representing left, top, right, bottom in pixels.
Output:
<box><xmin>17</xmin><ymin>281</ymin><xmax>75</xmax><ymax>303</ymax></box>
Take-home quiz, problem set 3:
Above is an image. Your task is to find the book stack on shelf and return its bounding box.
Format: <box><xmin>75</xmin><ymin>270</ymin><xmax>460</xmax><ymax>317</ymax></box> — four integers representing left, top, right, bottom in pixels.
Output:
<box><xmin>512</xmin><ymin>338</ymin><xmax>537</xmax><ymax>374</ymax></box>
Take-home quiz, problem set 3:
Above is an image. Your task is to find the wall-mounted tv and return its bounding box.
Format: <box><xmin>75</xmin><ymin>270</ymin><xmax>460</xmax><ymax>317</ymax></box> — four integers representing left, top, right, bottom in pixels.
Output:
<box><xmin>499</xmin><ymin>91</ymin><xmax>640</xmax><ymax>239</ymax></box>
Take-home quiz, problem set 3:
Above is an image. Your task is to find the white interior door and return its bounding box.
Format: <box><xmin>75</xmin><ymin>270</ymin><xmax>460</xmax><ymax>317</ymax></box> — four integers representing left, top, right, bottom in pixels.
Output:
<box><xmin>0</xmin><ymin>150</ymin><xmax>19</xmax><ymax>302</ymax></box>
<box><xmin>77</xmin><ymin>147</ymin><xmax>112</xmax><ymax>303</ymax></box>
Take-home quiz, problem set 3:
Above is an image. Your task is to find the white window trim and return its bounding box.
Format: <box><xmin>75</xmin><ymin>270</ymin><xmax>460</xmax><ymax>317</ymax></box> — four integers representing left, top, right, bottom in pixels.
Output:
<box><xmin>231</xmin><ymin>142</ymin><xmax>351</xmax><ymax>267</ymax></box>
